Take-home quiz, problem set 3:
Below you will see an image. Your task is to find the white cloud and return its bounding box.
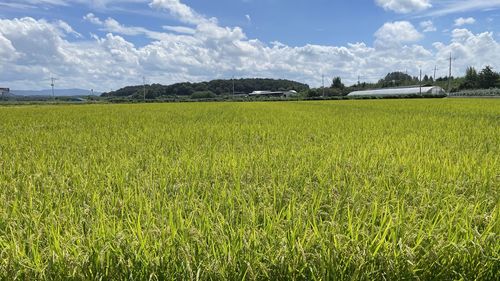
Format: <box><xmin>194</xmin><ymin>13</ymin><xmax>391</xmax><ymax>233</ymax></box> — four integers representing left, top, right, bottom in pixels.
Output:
<box><xmin>375</xmin><ymin>21</ymin><xmax>423</xmax><ymax>47</ymax></box>
<box><xmin>433</xmin><ymin>29</ymin><xmax>500</xmax><ymax>75</ymax></box>
<box><xmin>162</xmin><ymin>25</ymin><xmax>196</xmax><ymax>34</ymax></box>
<box><xmin>83</xmin><ymin>13</ymin><xmax>103</xmax><ymax>25</ymax></box>
<box><xmin>0</xmin><ymin>33</ymin><xmax>19</xmax><ymax>62</ymax></box>
<box><xmin>84</xmin><ymin>13</ymin><xmax>172</xmax><ymax>40</ymax></box>
<box><xmin>375</xmin><ymin>0</ymin><xmax>432</xmax><ymax>13</ymax></box>
<box><xmin>55</xmin><ymin>20</ymin><xmax>82</xmax><ymax>37</ymax></box>
<box><xmin>10</xmin><ymin>0</ymin><xmax>148</xmax><ymax>9</ymax></box>
<box><xmin>420</xmin><ymin>20</ymin><xmax>437</xmax><ymax>32</ymax></box>
<box><xmin>454</xmin><ymin>17</ymin><xmax>476</xmax><ymax>26</ymax></box>
<box><xmin>149</xmin><ymin>0</ymin><xmax>208</xmax><ymax>25</ymax></box>
<box><xmin>428</xmin><ymin>0</ymin><xmax>500</xmax><ymax>16</ymax></box>
<box><xmin>0</xmin><ymin>17</ymin><xmax>67</xmax><ymax>64</ymax></box>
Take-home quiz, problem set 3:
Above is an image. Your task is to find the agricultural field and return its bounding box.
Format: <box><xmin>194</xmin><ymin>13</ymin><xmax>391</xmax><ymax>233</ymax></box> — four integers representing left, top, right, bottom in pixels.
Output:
<box><xmin>0</xmin><ymin>99</ymin><xmax>499</xmax><ymax>280</ymax></box>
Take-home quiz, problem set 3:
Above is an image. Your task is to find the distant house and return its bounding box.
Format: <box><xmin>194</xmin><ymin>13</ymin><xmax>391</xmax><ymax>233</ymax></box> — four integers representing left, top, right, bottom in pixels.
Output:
<box><xmin>348</xmin><ymin>86</ymin><xmax>446</xmax><ymax>97</ymax></box>
<box><xmin>248</xmin><ymin>90</ymin><xmax>298</xmax><ymax>98</ymax></box>
<box><xmin>0</xmin><ymin>88</ymin><xmax>10</xmax><ymax>97</ymax></box>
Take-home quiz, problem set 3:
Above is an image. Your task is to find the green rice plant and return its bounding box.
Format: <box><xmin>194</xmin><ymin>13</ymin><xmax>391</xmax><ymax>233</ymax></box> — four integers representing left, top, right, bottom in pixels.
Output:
<box><xmin>0</xmin><ymin>99</ymin><xmax>499</xmax><ymax>280</ymax></box>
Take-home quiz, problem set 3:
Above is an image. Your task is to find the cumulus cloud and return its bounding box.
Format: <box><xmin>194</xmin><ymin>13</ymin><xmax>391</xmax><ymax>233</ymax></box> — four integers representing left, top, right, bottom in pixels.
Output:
<box><xmin>375</xmin><ymin>21</ymin><xmax>423</xmax><ymax>47</ymax></box>
<box><xmin>375</xmin><ymin>0</ymin><xmax>432</xmax><ymax>13</ymax></box>
<box><xmin>0</xmin><ymin>17</ymin><xmax>67</xmax><ymax>64</ymax></box>
<box><xmin>0</xmin><ymin>16</ymin><xmax>433</xmax><ymax>90</ymax></box>
<box><xmin>420</xmin><ymin>20</ymin><xmax>437</xmax><ymax>32</ymax></box>
<box><xmin>432</xmin><ymin>29</ymin><xmax>500</xmax><ymax>74</ymax></box>
<box><xmin>454</xmin><ymin>17</ymin><xmax>476</xmax><ymax>26</ymax></box>
<box><xmin>83</xmin><ymin>13</ymin><xmax>103</xmax><ymax>25</ymax></box>
<box><xmin>0</xmin><ymin>33</ymin><xmax>19</xmax><ymax>62</ymax></box>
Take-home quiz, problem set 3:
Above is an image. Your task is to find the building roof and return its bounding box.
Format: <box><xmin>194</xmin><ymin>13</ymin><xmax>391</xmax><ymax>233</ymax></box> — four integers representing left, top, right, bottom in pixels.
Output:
<box><xmin>348</xmin><ymin>86</ymin><xmax>446</xmax><ymax>97</ymax></box>
<box><xmin>248</xmin><ymin>90</ymin><xmax>297</xmax><ymax>96</ymax></box>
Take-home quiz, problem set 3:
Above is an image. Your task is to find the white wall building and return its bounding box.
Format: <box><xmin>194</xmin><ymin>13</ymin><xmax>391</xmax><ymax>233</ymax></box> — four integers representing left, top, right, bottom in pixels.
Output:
<box><xmin>0</xmin><ymin>88</ymin><xmax>10</xmax><ymax>97</ymax></box>
<box><xmin>248</xmin><ymin>90</ymin><xmax>298</xmax><ymax>98</ymax></box>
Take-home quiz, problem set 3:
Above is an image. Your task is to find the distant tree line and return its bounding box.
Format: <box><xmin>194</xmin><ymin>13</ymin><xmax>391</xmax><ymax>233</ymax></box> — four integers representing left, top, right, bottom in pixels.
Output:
<box><xmin>101</xmin><ymin>78</ymin><xmax>309</xmax><ymax>99</ymax></box>
<box><xmin>459</xmin><ymin>66</ymin><xmax>500</xmax><ymax>90</ymax></box>
<box><xmin>103</xmin><ymin>66</ymin><xmax>500</xmax><ymax>100</ymax></box>
<box><xmin>308</xmin><ymin>66</ymin><xmax>499</xmax><ymax>96</ymax></box>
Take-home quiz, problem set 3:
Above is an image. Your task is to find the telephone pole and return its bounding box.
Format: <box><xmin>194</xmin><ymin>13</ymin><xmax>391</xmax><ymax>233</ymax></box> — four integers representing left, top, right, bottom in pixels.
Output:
<box><xmin>447</xmin><ymin>53</ymin><xmax>453</xmax><ymax>93</ymax></box>
<box><xmin>232</xmin><ymin>75</ymin><xmax>235</xmax><ymax>96</ymax></box>
<box><xmin>419</xmin><ymin>68</ymin><xmax>422</xmax><ymax>95</ymax></box>
<box><xmin>50</xmin><ymin>77</ymin><xmax>57</xmax><ymax>100</ymax></box>
<box><xmin>322</xmin><ymin>74</ymin><xmax>325</xmax><ymax>97</ymax></box>
<box><xmin>143</xmin><ymin>76</ymin><xmax>146</xmax><ymax>101</ymax></box>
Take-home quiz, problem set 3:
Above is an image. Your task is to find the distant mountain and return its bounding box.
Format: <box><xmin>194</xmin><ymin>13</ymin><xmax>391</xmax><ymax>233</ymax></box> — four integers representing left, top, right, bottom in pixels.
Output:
<box><xmin>11</xmin><ymin>88</ymin><xmax>99</xmax><ymax>97</ymax></box>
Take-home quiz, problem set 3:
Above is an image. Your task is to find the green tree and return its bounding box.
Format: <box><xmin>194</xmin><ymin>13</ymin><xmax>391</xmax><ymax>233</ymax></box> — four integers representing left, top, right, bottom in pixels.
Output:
<box><xmin>478</xmin><ymin>66</ymin><xmax>499</xmax><ymax>89</ymax></box>
<box><xmin>460</xmin><ymin>66</ymin><xmax>479</xmax><ymax>90</ymax></box>
<box><xmin>331</xmin><ymin>77</ymin><xmax>345</xmax><ymax>89</ymax></box>
<box><xmin>305</xmin><ymin>89</ymin><xmax>321</xmax><ymax>97</ymax></box>
<box><xmin>380</xmin><ymin>72</ymin><xmax>413</xmax><ymax>87</ymax></box>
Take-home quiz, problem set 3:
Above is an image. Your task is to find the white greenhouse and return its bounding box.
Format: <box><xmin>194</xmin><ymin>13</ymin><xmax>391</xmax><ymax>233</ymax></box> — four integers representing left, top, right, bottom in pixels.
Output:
<box><xmin>348</xmin><ymin>86</ymin><xmax>446</xmax><ymax>97</ymax></box>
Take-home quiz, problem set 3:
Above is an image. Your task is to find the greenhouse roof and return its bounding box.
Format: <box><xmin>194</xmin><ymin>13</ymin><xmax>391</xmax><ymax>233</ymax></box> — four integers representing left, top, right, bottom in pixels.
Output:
<box><xmin>348</xmin><ymin>86</ymin><xmax>445</xmax><ymax>96</ymax></box>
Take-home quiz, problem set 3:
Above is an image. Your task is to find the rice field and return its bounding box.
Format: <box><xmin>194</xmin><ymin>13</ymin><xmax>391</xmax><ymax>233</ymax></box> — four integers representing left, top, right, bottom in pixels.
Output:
<box><xmin>0</xmin><ymin>99</ymin><xmax>499</xmax><ymax>280</ymax></box>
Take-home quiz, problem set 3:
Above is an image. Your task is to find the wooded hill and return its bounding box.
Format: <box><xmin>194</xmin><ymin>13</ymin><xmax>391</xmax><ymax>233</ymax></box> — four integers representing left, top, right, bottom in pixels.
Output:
<box><xmin>101</xmin><ymin>78</ymin><xmax>310</xmax><ymax>99</ymax></box>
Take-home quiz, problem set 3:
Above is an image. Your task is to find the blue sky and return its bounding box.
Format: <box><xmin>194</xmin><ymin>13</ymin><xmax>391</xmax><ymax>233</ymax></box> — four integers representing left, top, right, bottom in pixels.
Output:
<box><xmin>1</xmin><ymin>0</ymin><xmax>500</xmax><ymax>91</ymax></box>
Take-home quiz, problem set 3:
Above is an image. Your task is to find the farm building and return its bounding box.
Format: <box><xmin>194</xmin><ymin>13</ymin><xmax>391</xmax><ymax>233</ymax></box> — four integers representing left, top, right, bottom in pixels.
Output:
<box><xmin>248</xmin><ymin>90</ymin><xmax>298</xmax><ymax>98</ymax></box>
<box><xmin>348</xmin><ymin>86</ymin><xmax>446</xmax><ymax>97</ymax></box>
<box><xmin>0</xmin><ymin>87</ymin><xmax>10</xmax><ymax>97</ymax></box>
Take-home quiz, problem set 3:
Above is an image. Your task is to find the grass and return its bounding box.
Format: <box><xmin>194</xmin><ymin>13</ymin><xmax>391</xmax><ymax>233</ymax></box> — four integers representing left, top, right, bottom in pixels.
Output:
<box><xmin>0</xmin><ymin>99</ymin><xmax>499</xmax><ymax>280</ymax></box>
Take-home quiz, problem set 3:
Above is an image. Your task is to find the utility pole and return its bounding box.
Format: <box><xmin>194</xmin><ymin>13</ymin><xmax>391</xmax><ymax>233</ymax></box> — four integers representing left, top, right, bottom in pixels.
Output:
<box><xmin>50</xmin><ymin>77</ymin><xmax>57</xmax><ymax>100</ymax></box>
<box><xmin>143</xmin><ymin>76</ymin><xmax>146</xmax><ymax>101</ymax></box>
<box><xmin>419</xmin><ymin>68</ymin><xmax>422</xmax><ymax>95</ymax></box>
<box><xmin>433</xmin><ymin>65</ymin><xmax>438</xmax><ymax>81</ymax></box>
<box><xmin>357</xmin><ymin>75</ymin><xmax>360</xmax><ymax>86</ymax></box>
<box><xmin>322</xmin><ymin>74</ymin><xmax>325</xmax><ymax>97</ymax></box>
<box><xmin>447</xmin><ymin>53</ymin><xmax>453</xmax><ymax>93</ymax></box>
<box><xmin>232</xmin><ymin>75</ymin><xmax>235</xmax><ymax>96</ymax></box>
